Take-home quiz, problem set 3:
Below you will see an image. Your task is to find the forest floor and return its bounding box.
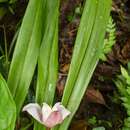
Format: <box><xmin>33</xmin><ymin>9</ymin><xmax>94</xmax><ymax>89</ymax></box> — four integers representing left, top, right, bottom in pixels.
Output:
<box><xmin>0</xmin><ymin>0</ymin><xmax>130</xmax><ymax>130</ymax></box>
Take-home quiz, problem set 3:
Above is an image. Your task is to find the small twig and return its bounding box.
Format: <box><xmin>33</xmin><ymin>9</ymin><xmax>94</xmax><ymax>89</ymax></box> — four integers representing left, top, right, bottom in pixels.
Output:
<box><xmin>3</xmin><ymin>25</ymin><xmax>8</xmax><ymax>64</ymax></box>
<box><xmin>0</xmin><ymin>26</ymin><xmax>6</xmax><ymax>57</ymax></box>
<box><xmin>0</xmin><ymin>46</ymin><xmax>4</xmax><ymax>55</ymax></box>
<box><xmin>8</xmin><ymin>27</ymin><xmax>20</xmax><ymax>58</ymax></box>
<box><xmin>59</xmin><ymin>72</ymin><xmax>68</xmax><ymax>76</ymax></box>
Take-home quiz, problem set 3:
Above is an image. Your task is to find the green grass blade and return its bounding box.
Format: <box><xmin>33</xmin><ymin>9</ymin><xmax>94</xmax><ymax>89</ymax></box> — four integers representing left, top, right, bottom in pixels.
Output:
<box><xmin>56</xmin><ymin>0</ymin><xmax>112</xmax><ymax>130</ymax></box>
<box><xmin>8</xmin><ymin>0</ymin><xmax>46</xmax><ymax>115</ymax></box>
<box><xmin>61</xmin><ymin>0</ymin><xmax>98</xmax><ymax>107</ymax></box>
<box><xmin>0</xmin><ymin>73</ymin><xmax>16</xmax><ymax>130</ymax></box>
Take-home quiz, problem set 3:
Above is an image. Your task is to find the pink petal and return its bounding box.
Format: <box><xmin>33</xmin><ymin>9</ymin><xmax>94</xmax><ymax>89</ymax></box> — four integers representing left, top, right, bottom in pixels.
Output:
<box><xmin>23</xmin><ymin>102</ymin><xmax>71</xmax><ymax>128</ymax></box>
<box><xmin>23</xmin><ymin>103</ymin><xmax>42</xmax><ymax>123</ymax></box>
<box><xmin>45</xmin><ymin>111</ymin><xmax>63</xmax><ymax>128</ymax></box>
<box><xmin>42</xmin><ymin>103</ymin><xmax>53</xmax><ymax>122</ymax></box>
<box><xmin>53</xmin><ymin>102</ymin><xmax>71</xmax><ymax>120</ymax></box>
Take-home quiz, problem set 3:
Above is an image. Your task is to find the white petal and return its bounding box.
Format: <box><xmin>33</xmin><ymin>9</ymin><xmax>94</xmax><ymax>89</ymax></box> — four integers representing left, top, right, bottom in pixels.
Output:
<box><xmin>52</xmin><ymin>102</ymin><xmax>71</xmax><ymax>120</ymax></box>
<box><xmin>23</xmin><ymin>103</ymin><xmax>42</xmax><ymax>123</ymax></box>
<box><xmin>52</xmin><ymin>102</ymin><xmax>60</xmax><ymax>111</ymax></box>
<box><xmin>42</xmin><ymin>103</ymin><xmax>52</xmax><ymax>122</ymax></box>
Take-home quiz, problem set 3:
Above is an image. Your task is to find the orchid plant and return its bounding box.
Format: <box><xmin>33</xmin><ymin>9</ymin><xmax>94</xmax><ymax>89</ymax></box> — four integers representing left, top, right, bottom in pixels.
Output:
<box><xmin>0</xmin><ymin>0</ymin><xmax>112</xmax><ymax>129</ymax></box>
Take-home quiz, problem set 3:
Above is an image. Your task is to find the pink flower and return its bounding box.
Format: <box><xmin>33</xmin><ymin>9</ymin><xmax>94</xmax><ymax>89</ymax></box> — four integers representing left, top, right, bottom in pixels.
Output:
<box><xmin>23</xmin><ymin>102</ymin><xmax>71</xmax><ymax>128</ymax></box>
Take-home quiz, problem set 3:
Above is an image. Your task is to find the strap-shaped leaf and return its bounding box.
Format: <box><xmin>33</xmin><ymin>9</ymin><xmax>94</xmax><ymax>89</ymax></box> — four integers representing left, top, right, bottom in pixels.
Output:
<box><xmin>34</xmin><ymin>26</ymin><xmax>58</xmax><ymax>130</ymax></box>
<box><xmin>54</xmin><ymin>0</ymin><xmax>112</xmax><ymax>130</ymax></box>
<box><xmin>0</xmin><ymin>74</ymin><xmax>16</xmax><ymax>130</ymax></box>
<box><xmin>8</xmin><ymin>0</ymin><xmax>39</xmax><ymax>97</ymax></box>
<box><xmin>61</xmin><ymin>0</ymin><xmax>98</xmax><ymax>107</ymax></box>
<box><xmin>43</xmin><ymin>23</ymin><xmax>58</xmax><ymax>105</ymax></box>
<box><xmin>8</xmin><ymin>0</ymin><xmax>46</xmax><ymax>114</ymax></box>
<box><xmin>36</xmin><ymin>0</ymin><xmax>59</xmax><ymax>107</ymax></box>
<box><xmin>34</xmin><ymin>1</ymin><xmax>59</xmax><ymax>130</ymax></box>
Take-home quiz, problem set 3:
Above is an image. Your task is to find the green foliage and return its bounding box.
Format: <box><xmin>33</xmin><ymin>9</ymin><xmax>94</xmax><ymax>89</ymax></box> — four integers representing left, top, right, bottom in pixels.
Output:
<box><xmin>88</xmin><ymin>116</ymin><xmax>112</xmax><ymax>129</ymax></box>
<box><xmin>114</xmin><ymin>65</ymin><xmax>130</xmax><ymax>130</ymax></box>
<box><xmin>93</xmin><ymin>127</ymin><xmax>105</xmax><ymax>130</ymax></box>
<box><xmin>61</xmin><ymin>0</ymin><xmax>98</xmax><ymax>108</ymax></box>
<box><xmin>0</xmin><ymin>0</ymin><xmax>7</xmax><ymax>3</ymax></box>
<box><xmin>9</xmin><ymin>0</ymin><xmax>17</xmax><ymax>4</ymax></box>
<box><xmin>67</xmin><ymin>5</ymin><xmax>82</xmax><ymax>22</ymax></box>
<box><xmin>88</xmin><ymin>116</ymin><xmax>97</xmax><ymax>126</ymax></box>
<box><xmin>0</xmin><ymin>0</ymin><xmax>17</xmax><ymax>20</ymax></box>
<box><xmin>0</xmin><ymin>0</ymin><xmax>112</xmax><ymax>129</ymax></box>
<box><xmin>100</xmin><ymin>16</ymin><xmax>116</xmax><ymax>61</ymax></box>
<box><xmin>34</xmin><ymin>0</ymin><xmax>59</xmax><ymax>130</ymax></box>
<box><xmin>0</xmin><ymin>73</ymin><xmax>16</xmax><ymax>130</ymax></box>
<box><xmin>0</xmin><ymin>0</ymin><xmax>17</xmax><ymax>3</ymax></box>
<box><xmin>0</xmin><ymin>7</ymin><xmax>7</xmax><ymax>20</ymax></box>
<box><xmin>121</xmin><ymin>66</ymin><xmax>130</xmax><ymax>85</ymax></box>
<box><xmin>36</xmin><ymin>0</ymin><xmax>59</xmax><ymax>105</ymax></box>
<box><xmin>53</xmin><ymin>0</ymin><xmax>112</xmax><ymax>130</ymax></box>
<box><xmin>7</xmin><ymin>0</ymin><xmax>46</xmax><ymax>115</ymax></box>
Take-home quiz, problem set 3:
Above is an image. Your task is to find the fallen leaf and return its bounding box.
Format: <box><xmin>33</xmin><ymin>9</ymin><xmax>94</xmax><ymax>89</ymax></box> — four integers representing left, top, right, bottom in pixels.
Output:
<box><xmin>70</xmin><ymin>120</ymin><xmax>87</xmax><ymax>130</ymax></box>
<box><xmin>86</xmin><ymin>88</ymin><xmax>106</xmax><ymax>106</ymax></box>
<box><xmin>57</xmin><ymin>76</ymin><xmax>66</xmax><ymax>97</ymax></box>
<box><xmin>60</xmin><ymin>64</ymin><xmax>70</xmax><ymax>73</ymax></box>
<box><xmin>122</xmin><ymin>38</ymin><xmax>130</xmax><ymax>61</ymax></box>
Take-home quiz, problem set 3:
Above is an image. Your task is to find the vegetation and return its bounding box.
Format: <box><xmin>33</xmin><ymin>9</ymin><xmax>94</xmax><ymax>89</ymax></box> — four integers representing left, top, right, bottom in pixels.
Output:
<box><xmin>0</xmin><ymin>0</ymin><xmax>130</xmax><ymax>130</ymax></box>
<box><xmin>114</xmin><ymin>65</ymin><xmax>130</xmax><ymax>130</ymax></box>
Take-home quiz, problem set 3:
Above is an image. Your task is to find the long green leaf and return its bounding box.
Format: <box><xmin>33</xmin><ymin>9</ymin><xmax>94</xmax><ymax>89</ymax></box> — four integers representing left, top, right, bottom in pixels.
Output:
<box><xmin>43</xmin><ymin>23</ymin><xmax>58</xmax><ymax>105</ymax></box>
<box><xmin>34</xmin><ymin>25</ymin><xmax>58</xmax><ymax>130</ymax></box>
<box><xmin>61</xmin><ymin>0</ymin><xmax>98</xmax><ymax>107</ymax></box>
<box><xmin>52</xmin><ymin>1</ymin><xmax>98</xmax><ymax>129</ymax></box>
<box><xmin>8</xmin><ymin>0</ymin><xmax>46</xmax><ymax>114</ymax></box>
<box><xmin>34</xmin><ymin>1</ymin><xmax>59</xmax><ymax>130</ymax></box>
<box><xmin>55</xmin><ymin>0</ymin><xmax>112</xmax><ymax>130</ymax></box>
<box><xmin>35</xmin><ymin>0</ymin><xmax>59</xmax><ymax>104</ymax></box>
<box><xmin>8</xmin><ymin>0</ymin><xmax>39</xmax><ymax>97</ymax></box>
<box><xmin>0</xmin><ymin>74</ymin><xmax>16</xmax><ymax>130</ymax></box>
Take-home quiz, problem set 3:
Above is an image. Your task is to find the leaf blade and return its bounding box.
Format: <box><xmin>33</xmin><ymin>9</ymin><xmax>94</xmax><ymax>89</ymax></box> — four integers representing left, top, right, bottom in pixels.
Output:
<box><xmin>0</xmin><ymin>74</ymin><xmax>16</xmax><ymax>130</ymax></box>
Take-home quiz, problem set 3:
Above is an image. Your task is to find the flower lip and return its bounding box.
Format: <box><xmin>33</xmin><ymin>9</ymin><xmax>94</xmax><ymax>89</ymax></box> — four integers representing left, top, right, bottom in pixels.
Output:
<box><xmin>22</xmin><ymin>102</ymin><xmax>71</xmax><ymax>128</ymax></box>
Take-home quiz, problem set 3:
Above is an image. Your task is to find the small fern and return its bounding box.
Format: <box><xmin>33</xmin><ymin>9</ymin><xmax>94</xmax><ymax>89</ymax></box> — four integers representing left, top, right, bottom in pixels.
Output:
<box><xmin>100</xmin><ymin>16</ymin><xmax>116</xmax><ymax>61</ymax></box>
<box><xmin>114</xmin><ymin>65</ymin><xmax>130</xmax><ymax>130</ymax></box>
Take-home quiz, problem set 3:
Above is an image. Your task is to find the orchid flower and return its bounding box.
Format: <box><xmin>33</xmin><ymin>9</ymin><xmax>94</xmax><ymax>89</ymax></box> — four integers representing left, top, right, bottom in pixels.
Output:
<box><xmin>23</xmin><ymin>102</ymin><xmax>71</xmax><ymax>128</ymax></box>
